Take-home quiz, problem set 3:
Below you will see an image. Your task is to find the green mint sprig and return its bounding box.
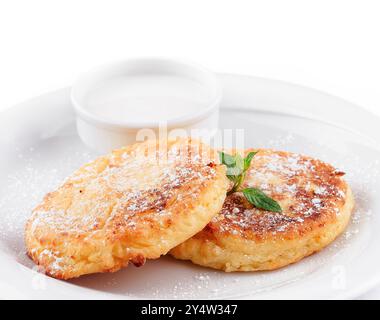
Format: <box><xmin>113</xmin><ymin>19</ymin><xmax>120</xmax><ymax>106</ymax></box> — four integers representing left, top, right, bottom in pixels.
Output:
<box><xmin>219</xmin><ymin>151</ymin><xmax>282</xmax><ymax>213</ymax></box>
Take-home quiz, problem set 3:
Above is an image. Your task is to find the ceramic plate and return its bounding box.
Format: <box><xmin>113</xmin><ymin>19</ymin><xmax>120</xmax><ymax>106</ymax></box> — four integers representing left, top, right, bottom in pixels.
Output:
<box><xmin>1</xmin><ymin>75</ymin><xmax>379</xmax><ymax>299</ymax></box>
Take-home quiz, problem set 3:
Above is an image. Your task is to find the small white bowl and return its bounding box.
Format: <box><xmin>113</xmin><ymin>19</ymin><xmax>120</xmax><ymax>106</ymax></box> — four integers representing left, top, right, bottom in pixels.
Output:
<box><xmin>71</xmin><ymin>58</ymin><xmax>222</xmax><ymax>153</ymax></box>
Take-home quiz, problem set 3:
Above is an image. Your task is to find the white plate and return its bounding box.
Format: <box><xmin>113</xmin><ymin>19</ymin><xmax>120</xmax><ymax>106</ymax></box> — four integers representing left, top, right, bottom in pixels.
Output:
<box><xmin>0</xmin><ymin>74</ymin><xmax>379</xmax><ymax>299</ymax></box>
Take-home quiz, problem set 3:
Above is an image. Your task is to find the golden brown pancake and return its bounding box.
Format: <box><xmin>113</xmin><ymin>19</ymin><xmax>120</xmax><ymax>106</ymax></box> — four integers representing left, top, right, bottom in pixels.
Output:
<box><xmin>25</xmin><ymin>138</ymin><xmax>228</xmax><ymax>279</ymax></box>
<box><xmin>170</xmin><ymin>149</ymin><xmax>354</xmax><ymax>272</ymax></box>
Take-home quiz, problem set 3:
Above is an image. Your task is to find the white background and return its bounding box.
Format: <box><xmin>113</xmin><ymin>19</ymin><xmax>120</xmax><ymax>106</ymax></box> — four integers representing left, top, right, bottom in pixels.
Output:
<box><xmin>0</xmin><ymin>0</ymin><xmax>379</xmax><ymax>299</ymax></box>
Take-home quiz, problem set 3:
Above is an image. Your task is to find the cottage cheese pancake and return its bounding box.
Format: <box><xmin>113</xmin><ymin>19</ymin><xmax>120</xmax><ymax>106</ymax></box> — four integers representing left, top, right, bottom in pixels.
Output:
<box><xmin>25</xmin><ymin>138</ymin><xmax>228</xmax><ymax>279</ymax></box>
<box><xmin>170</xmin><ymin>149</ymin><xmax>354</xmax><ymax>272</ymax></box>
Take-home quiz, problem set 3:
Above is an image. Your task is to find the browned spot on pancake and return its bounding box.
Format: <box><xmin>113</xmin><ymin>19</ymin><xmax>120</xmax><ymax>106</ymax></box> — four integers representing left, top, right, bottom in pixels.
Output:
<box><xmin>107</xmin><ymin>162</ymin><xmax>217</xmax><ymax>234</ymax></box>
<box><xmin>201</xmin><ymin>149</ymin><xmax>348</xmax><ymax>242</ymax></box>
<box><xmin>131</xmin><ymin>254</ymin><xmax>146</xmax><ymax>267</ymax></box>
<box><xmin>207</xmin><ymin>162</ymin><xmax>217</xmax><ymax>168</ymax></box>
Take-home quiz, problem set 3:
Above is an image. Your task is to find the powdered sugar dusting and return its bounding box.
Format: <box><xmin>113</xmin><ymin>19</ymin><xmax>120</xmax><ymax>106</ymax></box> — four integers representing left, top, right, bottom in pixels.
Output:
<box><xmin>0</xmin><ymin>116</ymin><xmax>379</xmax><ymax>298</ymax></box>
<box><xmin>0</xmin><ymin>140</ymin><xmax>95</xmax><ymax>266</ymax></box>
<box><xmin>206</xmin><ymin>149</ymin><xmax>350</xmax><ymax>238</ymax></box>
<box><xmin>27</xmin><ymin>140</ymin><xmax>218</xmax><ymax>241</ymax></box>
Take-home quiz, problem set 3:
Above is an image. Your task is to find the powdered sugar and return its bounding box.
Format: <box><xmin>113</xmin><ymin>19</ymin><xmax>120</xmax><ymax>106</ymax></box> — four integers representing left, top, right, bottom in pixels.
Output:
<box><xmin>210</xmin><ymin>150</ymin><xmax>351</xmax><ymax>237</ymax></box>
<box><xmin>0</xmin><ymin>119</ymin><xmax>379</xmax><ymax>298</ymax></box>
<box><xmin>26</xmin><ymin>140</ymin><xmax>218</xmax><ymax>243</ymax></box>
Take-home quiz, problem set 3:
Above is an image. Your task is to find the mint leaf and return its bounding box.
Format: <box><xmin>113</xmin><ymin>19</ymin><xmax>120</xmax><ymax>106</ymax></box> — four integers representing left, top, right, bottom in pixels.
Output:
<box><xmin>242</xmin><ymin>187</ymin><xmax>282</xmax><ymax>213</ymax></box>
<box><xmin>233</xmin><ymin>153</ymin><xmax>244</xmax><ymax>175</ymax></box>
<box><xmin>219</xmin><ymin>152</ymin><xmax>244</xmax><ymax>177</ymax></box>
<box><xmin>219</xmin><ymin>151</ymin><xmax>236</xmax><ymax>167</ymax></box>
<box><xmin>226</xmin><ymin>166</ymin><xmax>242</xmax><ymax>177</ymax></box>
<box><xmin>244</xmin><ymin>151</ymin><xmax>258</xmax><ymax>171</ymax></box>
<box><xmin>220</xmin><ymin>151</ymin><xmax>282</xmax><ymax>213</ymax></box>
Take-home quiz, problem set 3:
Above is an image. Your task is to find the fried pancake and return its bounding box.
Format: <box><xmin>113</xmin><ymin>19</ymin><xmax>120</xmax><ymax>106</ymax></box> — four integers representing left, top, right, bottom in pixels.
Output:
<box><xmin>170</xmin><ymin>149</ymin><xmax>354</xmax><ymax>272</ymax></box>
<box><xmin>25</xmin><ymin>138</ymin><xmax>229</xmax><ymax>279</ymax></box>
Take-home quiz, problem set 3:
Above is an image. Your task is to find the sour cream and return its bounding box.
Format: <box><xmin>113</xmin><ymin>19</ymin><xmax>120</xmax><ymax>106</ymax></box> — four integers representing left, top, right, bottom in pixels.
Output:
<box><xmin>85</xmin><ymin>74</ymin><xmax>210</xmax><ymax>124</ymax></box>
<box><xmin>71</xmin><ymin>59</ymin><xmax>222</xmax><ymax>152</ymax></box>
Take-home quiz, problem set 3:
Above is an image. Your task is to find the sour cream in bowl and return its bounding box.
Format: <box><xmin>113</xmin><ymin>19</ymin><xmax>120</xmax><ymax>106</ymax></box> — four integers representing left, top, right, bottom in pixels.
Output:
<box><xmin>71</xmin><ymin>58</ymin><xmax>222</xmax><ymax>153</ymax></box>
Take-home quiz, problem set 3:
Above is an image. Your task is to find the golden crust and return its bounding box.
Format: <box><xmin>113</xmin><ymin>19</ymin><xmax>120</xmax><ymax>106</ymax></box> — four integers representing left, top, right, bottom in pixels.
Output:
<box><xmin>170</xmin><ymin>149</ymin><xmax>354</xmax><ymax>272</ymax></box>
<box><xmin>25</xmin><ymin>138</ymin><xmax>229</xmax><ymax>279</ymax></box>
